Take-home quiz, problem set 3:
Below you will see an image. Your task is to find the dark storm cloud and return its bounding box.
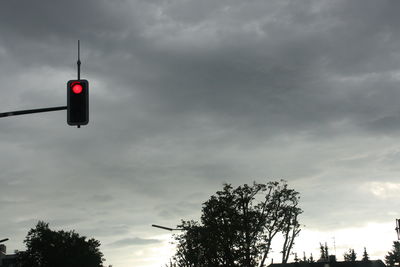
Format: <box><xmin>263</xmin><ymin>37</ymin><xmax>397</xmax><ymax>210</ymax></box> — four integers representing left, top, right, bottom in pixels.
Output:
<box><xmin>79</xmin><ymin>0</ymin><xmax>400</xmax><ymax>139</ymax></box>
<box><xmin>2</xmin><ymin>0</ymin><xmax>398</xmax><ymax>139</ymax></box>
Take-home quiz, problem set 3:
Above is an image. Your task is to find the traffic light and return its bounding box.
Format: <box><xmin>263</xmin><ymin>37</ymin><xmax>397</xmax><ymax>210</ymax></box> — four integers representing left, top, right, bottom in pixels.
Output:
<box><xmin>67</xmin><ymin>79</ymin><xmax>89</xmax><ymax>126</ymax></box>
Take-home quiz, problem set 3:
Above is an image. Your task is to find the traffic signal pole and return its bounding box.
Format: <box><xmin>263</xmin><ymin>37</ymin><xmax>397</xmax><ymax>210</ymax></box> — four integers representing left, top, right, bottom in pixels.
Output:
<box><xmin>0</xmin><ymin>106</ymin><xmax>67</xmax><ymax>118</ymax></box>
<box><xmin>0</xmin><ymin>41</ymin><xmax>88</xmax><ymax>127</ymax></box>
<box><xmin>77</xmin><ymin>40</ymin><xmax>81</xmax><ymax>81</ymax></box>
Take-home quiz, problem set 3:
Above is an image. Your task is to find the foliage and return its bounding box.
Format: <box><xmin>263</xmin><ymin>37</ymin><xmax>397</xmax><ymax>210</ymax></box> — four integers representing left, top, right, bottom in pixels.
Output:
<box><xmin>281</xmin><ymin>199</ymin><xmax>301</xmax><ymax>263</ymax></box>
<box><xmin>302</xmin><ymin>252</ymin><xmax>307</xmax><ymax>262</ymax></box>
<box><xmin>362</xmin><ymin>247</ymin><xmax>369</xmax><ymax>261</ymax></box>
<box><xmin>293</xmin><ymin>253</ymin><xmax>299</xmax><ymax>263</ymax></box>
<box><xmin>318</xmin><ymin>243</ymin><xmax>329</xmax><ymax>262</ymax></box>
<box><xmin>309</xmin><ymin>253</ymin><xmax>315</xmax><ymax>263</ymax></box>
<box><xmin>165</xmin><ymin>260</ymin><xmax>176</xmax><ymax>267</ymax></box>
<box><xmin>343</xmin><ymin>249</ymin><xmax>357</xmax><ymax>262</ymax></box>
<box><xmin>385</xmin><ymin>241</ymin><xmax>400</xmax><ymax>267</ymax></box>
<box><xmin>17</xmin><ymin>221</ymin><xmax>104</xmax><ymax>267</ymax></box>
<box><xmin>169</xmin><ymin>180</ymin><xmax>302</xmax><ymax>267</ymax></box>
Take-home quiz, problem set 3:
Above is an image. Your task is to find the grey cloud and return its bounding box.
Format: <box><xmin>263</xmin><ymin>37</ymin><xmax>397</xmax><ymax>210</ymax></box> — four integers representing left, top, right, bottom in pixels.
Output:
<box><xmin>155</xmin><ymin>201</ymin><xmax>202</xmax><ymax>220</ymax></box>
<box><xmin>90</xmin><ymin>194</ymin><xmax>114</xmax><ymax>203</ymax></box>
<box><xmin>108</xmin><ymin>237</ymin><xmax>161</xmax><ymax>247</ymax></box>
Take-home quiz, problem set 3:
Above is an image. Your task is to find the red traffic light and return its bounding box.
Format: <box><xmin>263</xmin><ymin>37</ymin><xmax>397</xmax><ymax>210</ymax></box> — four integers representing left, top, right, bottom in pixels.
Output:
<box><xmin>71</xmin><ymin>82</ymin><xmax>83</xmax><ymax>94</ymax></box>
<box><xmin>67</xmin><ymin>79</ymin><xmax>89</xmax><ymax>126</ymax></box>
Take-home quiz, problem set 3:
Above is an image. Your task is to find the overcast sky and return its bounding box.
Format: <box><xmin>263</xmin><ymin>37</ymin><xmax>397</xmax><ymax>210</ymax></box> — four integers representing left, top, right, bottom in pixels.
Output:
<box><xmin>1</xmin><ymin>0</ymin><xmax>400</xmax><ymax>266</ymax></box>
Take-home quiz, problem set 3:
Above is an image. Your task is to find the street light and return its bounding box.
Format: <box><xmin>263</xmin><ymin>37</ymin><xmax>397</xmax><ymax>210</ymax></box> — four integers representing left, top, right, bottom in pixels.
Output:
<box><xmin>152</xmin><ymin>224</ymin><xmax>201</xmax><ymax>263</ymax></box>
<box><xmin>151</xmin><ymin>224</ymin><xmax>181</xmax><ymax>231</ymax></box>
<box><xmin>0</xmin><ymin>238</ymin><xmax>9</xmax><ymax>243</ymax></box>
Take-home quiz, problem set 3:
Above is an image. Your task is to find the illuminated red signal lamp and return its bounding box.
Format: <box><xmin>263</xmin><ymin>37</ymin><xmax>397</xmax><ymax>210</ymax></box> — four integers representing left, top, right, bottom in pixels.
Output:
<box><xmin>71</xmin><ymin>82</ymin><xmax>83</xmax><ymax>94</ymax></box>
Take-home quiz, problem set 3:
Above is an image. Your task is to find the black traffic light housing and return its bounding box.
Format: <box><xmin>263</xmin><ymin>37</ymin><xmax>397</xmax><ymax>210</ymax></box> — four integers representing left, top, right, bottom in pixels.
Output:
<box><xmin>67</xmin><ymin>79</ymin><xmax>89</xmax><ymax>126</ymax></box>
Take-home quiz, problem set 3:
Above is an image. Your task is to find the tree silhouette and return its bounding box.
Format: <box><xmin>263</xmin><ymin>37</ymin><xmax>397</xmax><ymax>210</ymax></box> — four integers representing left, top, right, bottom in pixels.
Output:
<box><xmin>302</xmin><ymin>252</ymin><xmax>307</xmax><ymax>262</ymax></box>
<box><xmin>362</xmin><ymin>247</ymin><xmax>369</xmax><ymax>261</ymax></box>
<box><xmin>318</xmin><ymin>243</ymin><xmax>329</xmax><ymax>262</ymax></box>
<box><xmin>281</xmin><ymin>202</ymin><xmax>301</xmax><ymax>263</ymax></box>
<box><xmin>170</xmin><ymin>180</ymin><xmax>302</xmax><ymax>267</ymax></box>
<box><xmin>343</xmin><ymin>248</ymin><xmax>357</xmax><ymax>262</ymax></box>
<box><xmin>309</xmin><ymin>253</ymin><xmax>315</xmax><ymax>263</ymax></box>
<box><xmin>385</xmin><ymin>241</ymin><xmax>400</xmax><ymax>267</ymax></box>
<box><xmin>17</xmin><ymin>221</ymin><xmax>104</xmax><ymax>267</ymax></box>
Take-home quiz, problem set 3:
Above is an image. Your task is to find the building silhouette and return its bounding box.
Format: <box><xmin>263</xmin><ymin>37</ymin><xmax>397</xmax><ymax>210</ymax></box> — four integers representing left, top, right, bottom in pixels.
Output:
<box><xmin>0</xmin><ymin>245</ymin><xmax>18</xmax><ymax>267</ymax></box>
<box><xmin>269</xmin><ymin>257</ymin><xmax>386</xmax><ymax>267</ymax></box>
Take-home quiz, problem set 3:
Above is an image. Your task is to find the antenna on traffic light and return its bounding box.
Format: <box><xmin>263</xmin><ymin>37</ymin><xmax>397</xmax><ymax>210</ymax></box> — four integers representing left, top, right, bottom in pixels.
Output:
<box><xmin>67</xmin><ymin>40</ymin><xmax>89</xmax><ymax>128</ymax></box>
<box><xmin>77</xmin><ymin>40</ymin><xmax>81</xmax><ymax>80</ymax></box>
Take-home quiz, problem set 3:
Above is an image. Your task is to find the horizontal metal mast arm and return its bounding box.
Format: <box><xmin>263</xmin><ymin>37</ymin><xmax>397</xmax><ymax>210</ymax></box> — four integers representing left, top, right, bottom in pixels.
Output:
<box><xmin>151</xmin><ymin>224</ymin><xmax>182</xmax><ymax>231</ymax></box>
<box><xmin>0</xmin><ymin>106</ymin><xmax>67</xmax><ymax>118</ymax></box>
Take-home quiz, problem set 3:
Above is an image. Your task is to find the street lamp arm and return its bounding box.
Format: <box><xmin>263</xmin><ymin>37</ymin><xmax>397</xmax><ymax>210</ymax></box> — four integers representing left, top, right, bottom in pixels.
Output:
<box><xmin>151</xmin><ymin>224</ymin><xmax>181</xmax><ymax>231</ymax></box>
